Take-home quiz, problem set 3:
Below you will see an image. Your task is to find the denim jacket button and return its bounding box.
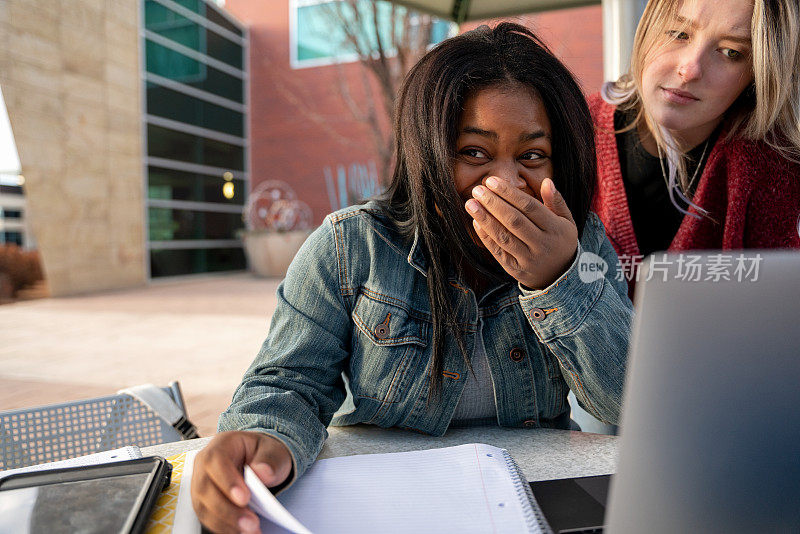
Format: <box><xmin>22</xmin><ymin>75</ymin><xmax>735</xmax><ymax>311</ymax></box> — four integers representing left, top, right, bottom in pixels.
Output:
<box><xmin>374</xmin><ymin>324</ymin><xmax>390</xmax><ymax>339</ymax></box>
<box><xmin>509</xmin><ymin>347</ymin><xmax>525</xmax><ymax>362</ymax></box>
<box><xmin>531</xmin><ymin>307</ymin><xmax>546</xmax><ymax>321</ymax></box>
<box><xmin>523</xmin><ymin>419</ymin><xmax>537</xmax><ymax>428</ymax></box>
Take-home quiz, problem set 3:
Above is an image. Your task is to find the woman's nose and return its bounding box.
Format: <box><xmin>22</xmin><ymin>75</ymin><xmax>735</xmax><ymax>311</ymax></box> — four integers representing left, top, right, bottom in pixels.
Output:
<box><xmin>484</xmin><ymin>161</ymin><xmax>525</xmax><ymax>189</ymax></box>
<box><xmin>677</xmin><ymin>46</ymin><xmax>703</xmax><ymax>82</ymax></box>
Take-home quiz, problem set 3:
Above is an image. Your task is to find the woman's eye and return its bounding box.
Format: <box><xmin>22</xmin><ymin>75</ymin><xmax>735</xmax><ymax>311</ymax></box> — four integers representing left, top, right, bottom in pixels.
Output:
<box><xmin>520</xmin><ymin>152</ymin><xmax>545</xmax><ymax>161</ymax></box>
<box><xmin>721</xmin><ymin>48</ymin><xmax>742</xmax><ymax>60</ymax></box>
<box><xmin>461</xmin><ymin>148</ymin><xmax>488</xmax><ymax>159</ymax></box>
<box><xmin>666</xmin><ymin>30</ymin><xmax>689</xmax><ymax>40</ymax></box>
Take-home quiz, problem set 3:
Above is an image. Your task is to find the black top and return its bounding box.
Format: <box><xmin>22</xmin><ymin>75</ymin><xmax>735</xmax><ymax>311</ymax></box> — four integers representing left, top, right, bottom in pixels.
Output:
<box><xmin>614</xmin><ymin>109</ymin><xmax>716</xmax><ymax>256</ymax></box>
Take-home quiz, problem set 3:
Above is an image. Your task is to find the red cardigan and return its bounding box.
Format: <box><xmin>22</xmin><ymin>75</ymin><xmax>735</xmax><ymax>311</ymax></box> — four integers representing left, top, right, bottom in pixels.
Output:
<box><xmin>588</xmin><ymin>93</ymin><xmax>800</xmax><ymax>287</ymax></box>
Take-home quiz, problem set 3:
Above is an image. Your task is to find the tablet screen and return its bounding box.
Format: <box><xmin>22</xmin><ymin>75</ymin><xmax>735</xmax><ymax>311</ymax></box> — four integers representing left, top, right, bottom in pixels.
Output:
<box><xmin>530</xmin><ymin>474</ymin><xmax>610</xmax><ymax>533</ymax></box>
<box><xmin>0</xmin><ymin>472</ymin><xmax>152</xmax><ymax>534</ymax></box>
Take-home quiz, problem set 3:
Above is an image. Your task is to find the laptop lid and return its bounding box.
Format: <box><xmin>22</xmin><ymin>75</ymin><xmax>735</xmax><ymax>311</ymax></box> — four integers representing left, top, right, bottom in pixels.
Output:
<box><xmin>606</xmin><ymin>251</ymin><xmax>800</xmax><ymax>534</ymax></box>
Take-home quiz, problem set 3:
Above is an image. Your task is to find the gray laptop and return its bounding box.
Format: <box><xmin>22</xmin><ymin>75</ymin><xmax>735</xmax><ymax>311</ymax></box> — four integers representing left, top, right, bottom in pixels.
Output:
<box><xmin>533</xmin><ymin>251</ymin><xmax>800</xmax><ymax>533</ymax></box>
<box><xmin>605</xmin><ymin>251</ymin><xmax>800</xmax><ymax>533</ymax></box>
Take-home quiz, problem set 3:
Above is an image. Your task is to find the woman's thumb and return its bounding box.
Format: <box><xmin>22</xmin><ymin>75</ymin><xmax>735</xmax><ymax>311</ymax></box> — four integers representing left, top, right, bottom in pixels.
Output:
<box><xmin>250</xmin><ymin>436</ymin><xmax>293</xmax><ymax>488</ymax></box>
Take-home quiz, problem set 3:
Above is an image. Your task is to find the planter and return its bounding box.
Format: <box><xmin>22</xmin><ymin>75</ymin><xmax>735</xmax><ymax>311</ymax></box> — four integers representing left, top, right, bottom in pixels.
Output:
<box><xmin>241</xmin><ymin>229</ymin><xmax>313</xmax><ymax>278</ymax></box>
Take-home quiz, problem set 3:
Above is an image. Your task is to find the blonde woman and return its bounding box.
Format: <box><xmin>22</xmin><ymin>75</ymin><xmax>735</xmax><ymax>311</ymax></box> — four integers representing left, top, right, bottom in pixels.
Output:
<box><xmin>590</xmin><ymin>0</ymin><xmax>800</xmax><ymax>293</ymax></box>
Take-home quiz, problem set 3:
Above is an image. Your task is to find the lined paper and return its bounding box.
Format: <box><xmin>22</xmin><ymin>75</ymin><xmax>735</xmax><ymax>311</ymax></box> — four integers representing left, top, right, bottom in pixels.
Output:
<box><xmin>258</xmin><ymin>443</ymin><xmax>539</xmax><ymax>534</ymax></box>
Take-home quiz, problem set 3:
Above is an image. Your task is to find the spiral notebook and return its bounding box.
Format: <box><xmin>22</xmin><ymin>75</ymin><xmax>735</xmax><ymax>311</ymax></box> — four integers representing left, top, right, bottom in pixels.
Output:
<box><xmin>246</xmin><ymin>443</ymin><xmax>552</xmax><ymax>534</ymax></box>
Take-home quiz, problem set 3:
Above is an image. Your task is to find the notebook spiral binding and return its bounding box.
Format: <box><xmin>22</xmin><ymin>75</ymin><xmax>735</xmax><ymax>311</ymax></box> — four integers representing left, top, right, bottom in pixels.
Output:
<box><xmin>501</xmin><ymin>449</ymin><xmax>554</xmax><ymax>534</ymax></box>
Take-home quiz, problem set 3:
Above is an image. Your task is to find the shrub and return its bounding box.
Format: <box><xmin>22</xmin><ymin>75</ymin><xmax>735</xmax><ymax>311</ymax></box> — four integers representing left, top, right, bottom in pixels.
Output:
<box><xmin>0</xmin><ymin>244</ymin><xmax>44</xmax><ymax>299</ymax></box>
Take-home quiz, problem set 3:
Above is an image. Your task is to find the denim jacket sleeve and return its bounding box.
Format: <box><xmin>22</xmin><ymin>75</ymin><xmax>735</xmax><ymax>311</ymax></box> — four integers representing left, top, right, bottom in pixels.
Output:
<box><xmin>218</xmin><ymin>217</ymin><xmax>350</xmax><ymax>488</ymax></box>
<box><xmin>517</xmin><ymin>212</ymin><xmax>632</xmax><ymax>424</ymax></box>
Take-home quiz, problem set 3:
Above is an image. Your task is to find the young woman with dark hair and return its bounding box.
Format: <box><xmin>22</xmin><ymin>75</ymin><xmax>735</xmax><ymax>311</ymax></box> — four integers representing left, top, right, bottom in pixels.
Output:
<box><xmin>191</xmin><ymin>23</ymin><xmax>632</xmax><ymax>534</ymax></box>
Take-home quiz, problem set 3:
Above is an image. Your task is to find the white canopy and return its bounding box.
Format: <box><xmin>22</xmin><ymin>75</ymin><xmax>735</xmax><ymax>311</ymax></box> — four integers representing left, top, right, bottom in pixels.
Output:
<box><xmin>391</xmin><ymin>0</ymin><xmax>597</xmax><ymax>23</ymax></box>
<box><xmin>390</xmin><ymin>0</ymin><xmax>644</xmax><ymax>86</ymax></box>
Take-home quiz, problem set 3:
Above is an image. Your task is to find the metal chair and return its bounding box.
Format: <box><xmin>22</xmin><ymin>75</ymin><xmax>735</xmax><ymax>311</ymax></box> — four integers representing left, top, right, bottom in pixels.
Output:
<box><xmin>0</xmin><ymin>381</ymin><xmax>198</xmax><ymax>470</ymax></box>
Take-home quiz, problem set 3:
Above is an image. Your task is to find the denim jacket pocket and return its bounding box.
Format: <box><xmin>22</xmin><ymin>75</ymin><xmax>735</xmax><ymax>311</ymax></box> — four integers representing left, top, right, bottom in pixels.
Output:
<box><xmin>350</xmin><ymin>290</ymin><xmax>430</xmax><ymax>425</ymax></box>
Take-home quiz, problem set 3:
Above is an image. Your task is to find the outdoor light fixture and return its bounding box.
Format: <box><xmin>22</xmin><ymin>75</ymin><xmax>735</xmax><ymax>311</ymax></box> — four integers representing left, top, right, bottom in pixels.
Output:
<box><xmin>222</xmin><ymin>181</ymin><xmax>235</xmax><ymax>199</ymax></box>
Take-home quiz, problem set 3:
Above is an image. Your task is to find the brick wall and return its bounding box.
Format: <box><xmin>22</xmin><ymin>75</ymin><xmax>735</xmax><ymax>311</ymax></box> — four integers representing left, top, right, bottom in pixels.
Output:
<box><xmin>225</xmin><ymin>1</ymin><xmax>603</xmax><ymax>225</ymax></box>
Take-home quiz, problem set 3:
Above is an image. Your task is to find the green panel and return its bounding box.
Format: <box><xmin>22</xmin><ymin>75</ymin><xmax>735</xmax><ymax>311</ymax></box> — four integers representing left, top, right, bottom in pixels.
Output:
<box><xmin>147</xmin><ymin>83</ymin><xmax>244</xmax><ymax>137</ymax></box>
<box><xmin>150</xmin><ymin>247</ymin><xmax>246</xmax><ymax>277</ymax></box>
<box><xmin>147</xmin><ymin>124</ymin><xmax>244</xmax><ymax>170</ymax></box>
<box><xmin>145</xmin><ymin>0</ymin><xmax>243</xmax><ymax>69</ymax></box>
<box><xmin>148</xmin><ymin>166</ymin><xmax>245</xmax><ymax>205</ymax></box>
<box><xmin>146</xmin><ymin>40</ymin><xmax>244</xmax><ymax>102</ymax></box>
<box><xmin>148</xmin><ymin>207</ymin><xmax>244</xmax><ymax>241</ymax></box>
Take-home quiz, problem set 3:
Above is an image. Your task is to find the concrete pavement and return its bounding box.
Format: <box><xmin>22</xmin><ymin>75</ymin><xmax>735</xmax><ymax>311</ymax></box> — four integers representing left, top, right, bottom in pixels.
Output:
<box><xmin>0</xmin><ymin>273</ymin><xmax>282</xmax><ymax>437</ymax></box>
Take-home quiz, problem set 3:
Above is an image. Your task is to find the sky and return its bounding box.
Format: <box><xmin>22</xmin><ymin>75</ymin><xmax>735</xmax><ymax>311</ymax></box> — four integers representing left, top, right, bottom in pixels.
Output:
<box><xmin>0</xmin><ymin>85</ymin><xmax>21</xmax><ymax>185</ymax></box>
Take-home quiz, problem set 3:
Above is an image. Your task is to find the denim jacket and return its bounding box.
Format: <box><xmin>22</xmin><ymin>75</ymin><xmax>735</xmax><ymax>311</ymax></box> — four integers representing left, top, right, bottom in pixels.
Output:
<box><xmin>219</xmin><ymin>201</ymin><xmax>632</xmax><ymax>485</ymax></box>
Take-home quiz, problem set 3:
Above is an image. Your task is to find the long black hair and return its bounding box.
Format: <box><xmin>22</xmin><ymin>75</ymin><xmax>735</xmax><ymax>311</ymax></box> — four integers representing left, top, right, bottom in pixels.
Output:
<box><xmin>376</xmin><ymin>22</ymin><xmax>597</xmax><ymax>399</ymax></box>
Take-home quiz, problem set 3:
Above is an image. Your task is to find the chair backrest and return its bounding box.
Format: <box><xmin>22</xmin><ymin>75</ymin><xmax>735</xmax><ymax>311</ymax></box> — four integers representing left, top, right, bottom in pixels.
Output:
<box><xmin>0</xmin><ymin>383</ymin><xmax>188</xmax><ymax>470</ymax></box>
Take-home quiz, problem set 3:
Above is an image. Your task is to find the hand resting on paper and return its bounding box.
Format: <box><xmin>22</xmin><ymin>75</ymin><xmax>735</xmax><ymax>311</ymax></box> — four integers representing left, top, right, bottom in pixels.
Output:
<box><xmin>190</xmin><ymin>431</ymin><xmax>293</xmax><ymax>534</ymax></box>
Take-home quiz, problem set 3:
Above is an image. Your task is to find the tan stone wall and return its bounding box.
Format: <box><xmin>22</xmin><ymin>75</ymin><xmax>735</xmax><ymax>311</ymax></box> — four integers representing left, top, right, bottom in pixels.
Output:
<box><xmin>0</xmin><ymin>0</ymin><xmax>145</xmax><ymax>295</ymax></box>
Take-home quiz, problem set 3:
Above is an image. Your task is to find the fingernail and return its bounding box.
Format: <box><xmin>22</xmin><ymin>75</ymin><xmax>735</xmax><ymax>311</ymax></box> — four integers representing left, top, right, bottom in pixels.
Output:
<box><xmin>473</xmin><ymin>186</ymin><xmax>485</xmax><ymax>198</ymax></box>
<box><xmin>238</xmin><ymin>515</ymin><xmax>259</xmax><ymax>532</ymax></box>
<box><xmin>231</xmin><ymin>486</ymin><xmax>249</xmax><ymax>506</ymax></box>
<box><xmin>466</xmin><ymin>199</ymin><xmax>480</xmax><ymax>213</ymax></box>
<box><xmin>486</xmin><ymin>177</ymin><xmax>499</xmax><ymax>189</ymax></box>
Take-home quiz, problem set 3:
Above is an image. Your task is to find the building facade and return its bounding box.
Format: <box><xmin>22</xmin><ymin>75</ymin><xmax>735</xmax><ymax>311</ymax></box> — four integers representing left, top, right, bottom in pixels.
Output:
<box><xmin>2</xmin><ymin>0</ymin><xmax>609</xmax><ymax>296</ymax></box>
<box><xmin>224</xmin><ymin>0</ymin><xmax>605</xmax><ymax>224</ymax></box>
<box><xmin>142</xmin><ymin>0</ymin><xmax>249</xmax><ymax>278</ymax></box>
<box><xmin>0</xmin><ymin>0</ymin><xmax>248</xmax><ymax>295</ymax></box>
<box><xmin>1</xmin><ymin>0</ymin><xmax>147</xmax><ymax>295</ymax></box>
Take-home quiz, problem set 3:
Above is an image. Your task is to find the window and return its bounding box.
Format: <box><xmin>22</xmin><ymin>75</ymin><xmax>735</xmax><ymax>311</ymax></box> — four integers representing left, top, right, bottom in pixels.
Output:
<box><xmin>148</xmin><ymin>207</ymin><xmax>244</xmax><ymax>241</ymax></box>
<box><xmin>1</xmin><ymin>209</ymin><xmax>22</xmax><ymax>219</ymax></box>
<box><xmin>145</xmin><ymin>0</ymin><xmax>243</xmax><ymax>69</ymax></box>
<box><xmin>1</xmin><ymin>231</ymin><xmax>22</xmax><ymax>245</ymax></box>
<box><xmin>147</xmin><ymin>124</ymin><xmax>244</xmax><ymax>173</ymax></box>
<box><xmin>148</xmin><ymin>166</ymin><xmax>245</xmax><ymax>204</ymax></box>
<box><xmin>150</xmin><ymin>247</ymin><xmax>246</xmax><ymax>277</ymax></box>
<box><xmin>167</xmin><ymin>0</ymin><xmax>244</xmax><ymax>37</ymax></box>
<box><xmin>291</xmin><ymin>0</ymin><xmax>456</xmax><ymax>68</ymax></box>
<box><xmin>143</xmin><ymin>0</ymin><xmax>248</xmax><ymax>278</ymax></box>
<box><xmin>147</xmin><ymin>83</ymin><xmax>244</xmax><ymax>136</ymax></box>
<box><xmin>0</xmin><ymin>185</ymin><xmax>23</xmax><ymax>196</ymax></box>
<box><xmin>145</xmin><ymin>40</ymin><xmax>244</xmax><ymax>103</ymax></box>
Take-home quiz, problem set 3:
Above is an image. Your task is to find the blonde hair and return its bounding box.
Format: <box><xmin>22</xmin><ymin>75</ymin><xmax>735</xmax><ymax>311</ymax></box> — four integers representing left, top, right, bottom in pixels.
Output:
<box><xmin>603</xmin><ymin>0</ymin><xmax>800</xmax><ymax>217</ymax></box>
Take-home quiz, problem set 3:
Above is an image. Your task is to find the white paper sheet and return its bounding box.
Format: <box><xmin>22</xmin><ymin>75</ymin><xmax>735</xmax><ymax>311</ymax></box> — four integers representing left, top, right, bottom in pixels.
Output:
<box><xmin>244</xmin><ymin>466</ymin><xmax>313</xmax><ymax>534</ymax></box>
<box><xmin>172</xmin><ymin>449</ymin><xmax>202</xmax><ymax>534</ymax></box>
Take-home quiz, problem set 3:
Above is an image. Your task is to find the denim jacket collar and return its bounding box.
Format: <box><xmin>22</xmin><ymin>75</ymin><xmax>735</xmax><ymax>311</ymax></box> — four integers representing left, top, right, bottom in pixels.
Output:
<box><xmin>407</xmin><ymin>226</ymin><xmax>513</xmax><ymax>302</ymax></box>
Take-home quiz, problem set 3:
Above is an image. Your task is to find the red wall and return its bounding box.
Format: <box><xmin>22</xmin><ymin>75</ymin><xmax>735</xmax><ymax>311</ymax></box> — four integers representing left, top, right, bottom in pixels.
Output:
<box><xmin>224</xmin><ymin>1</ymin><xmax>603</xmax><ymax>225</ymax></box>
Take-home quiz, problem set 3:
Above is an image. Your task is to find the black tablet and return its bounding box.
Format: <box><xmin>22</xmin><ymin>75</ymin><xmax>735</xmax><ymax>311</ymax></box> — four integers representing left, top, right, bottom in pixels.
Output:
<box><xmin>0</xmin><ymin>456</ymin><xmax>172</xmax><ymax>534</ymax></box>
<box><xmin>530</xmin><ymin>474</ymin><xmax>611</xmax><ymax>533</ymax></box>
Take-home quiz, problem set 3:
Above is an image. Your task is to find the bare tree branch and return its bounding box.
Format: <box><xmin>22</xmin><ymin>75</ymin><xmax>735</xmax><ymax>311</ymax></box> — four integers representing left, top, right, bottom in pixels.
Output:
<box><xmin>283</xmin><ymin>0</ymin><xmax>439</xmax><ymax>183</ymax></box>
